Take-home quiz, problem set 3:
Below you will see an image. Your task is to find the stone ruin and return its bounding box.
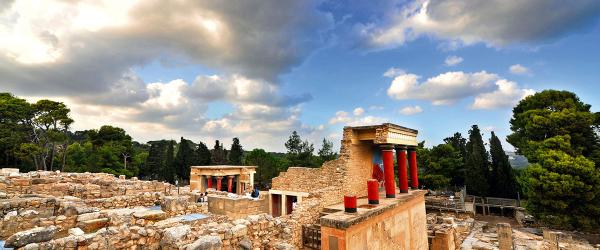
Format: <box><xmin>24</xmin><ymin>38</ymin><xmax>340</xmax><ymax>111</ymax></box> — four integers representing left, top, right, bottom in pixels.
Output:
<box><xmin>0</xmin><ymin>170</ymin><xmax>297</xmax><ymax>249</ymax></box>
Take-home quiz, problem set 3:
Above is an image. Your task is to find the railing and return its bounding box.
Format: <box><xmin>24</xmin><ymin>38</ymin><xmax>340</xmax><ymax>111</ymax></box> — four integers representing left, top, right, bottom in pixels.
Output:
<box><xmin>485</xmin><ymin>197</ymin><xmax>518</xmax><ymax>207</ymax></box>
<box><xmin>425</xmin><ymin>197</ymin><xmax>466</xmax><ymax>212</ymax></box>
<box><xmin>302</xmin><ymin>224</ymin><xmax>321</xmax><ymax>249</ymax></box>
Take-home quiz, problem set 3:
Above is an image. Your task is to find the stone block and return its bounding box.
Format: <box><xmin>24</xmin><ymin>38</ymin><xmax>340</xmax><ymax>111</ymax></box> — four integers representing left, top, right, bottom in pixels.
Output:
<box><xmin>77</xmin><ymin>218</ymin><xmax>109</xmax><ymax>233</ymax></box>
<box><xmin>4</xmin><ymin>226</ymin><xmax>57</xmax><ymax>248</ymax></box>
<box><xmin>76</xmin><ymin>212</ymin><xmax>101</xmax><ymax>222</ymax></box>
<box><xmin>133</xmin><ymin>210</ymin><xmax>167</xmax><ymax>221</ymax></box>
<box><xmin>185</xmin><ymin>235</ymin><xmax>222</xmax><ymax>250</ymax></box>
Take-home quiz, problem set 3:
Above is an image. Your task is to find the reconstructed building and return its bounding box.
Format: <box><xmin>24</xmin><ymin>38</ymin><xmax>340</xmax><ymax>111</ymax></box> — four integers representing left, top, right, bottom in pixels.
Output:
<box><xmin>189</xmin><ymin>165</ymin><xmax>256</xmax><ymax>194</ymax></box>
<box><xmin>271</xmin><ymin>123</ymin><xmax>428</xmax><ymax>249</ymax></box>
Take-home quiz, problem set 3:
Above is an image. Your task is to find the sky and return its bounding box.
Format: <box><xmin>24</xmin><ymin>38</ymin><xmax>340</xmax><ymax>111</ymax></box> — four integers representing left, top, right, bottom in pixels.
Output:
<box><xmin>1</xmin><ymin>0</ymin><xmax>600</xmax><ymax>152</ymax></box>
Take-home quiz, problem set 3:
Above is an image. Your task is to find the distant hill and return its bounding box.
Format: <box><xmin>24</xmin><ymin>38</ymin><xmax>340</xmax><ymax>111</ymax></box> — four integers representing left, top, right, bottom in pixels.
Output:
<box><xmin>506</xmin><ymin>151</ymin><xmax>530</xmax><ymax>169</ymax></box>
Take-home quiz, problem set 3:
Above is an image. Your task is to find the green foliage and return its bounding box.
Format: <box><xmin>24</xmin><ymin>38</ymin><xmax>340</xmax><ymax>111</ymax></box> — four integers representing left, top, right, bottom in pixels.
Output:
<box><xmin>509</xmin><ymin>90</ymin><xmax>600</xmax><ymax>230</ymax></box>
<box><xmin>317</xmin><ymin>138</ymin><xmax>337</xmax><ymax>165</ymax></box>
<box><xmin>420</xmin><ymin>174</ymin><xmax>451</xmax><ymax>190</ymax></box>
<box><xmin>175</xmin><ymin>137</ymin><xmax>197</xmax><ymax>182</ymax></box>
<box><xmin>196</xmin><ymin>142</ymin><xmax>211</xmax><ymax>165</ymax></box>
<box><xmin>211</xmin><ymin>140</ymin><xmax>228</xmax><ymax>165</ymax></box>
<box><xmin>244</xmin><ymin>149</ymin><xmax>287</xmax><ymax>188</ymax></box>
<box><xmin>418</xmin><ymin>143</ymin><xmax>464</xmax><ymax>189</ymax></box>
<box><xmin>489</xmin><ymin>132</ymin><xmax>517</xmax><ymax>198</ymax></box>
<box><xmin>284</xmin><ymin>131</ymin><xmax>315</xmax><ymax>167</ymax></box>
<box><xmin>465</xmin><ymin>125</ymin><xmax>490</xmax><ymax>196</ymax></box>
<box><xmin>228</xmin><ymin>138</ymin><xmax>243</xmax><ymax>165</ymax></box>
<box><xmin>164</xmin><ymin>140</ymin><xmax>175</xmax><ymax>183</ymax></box>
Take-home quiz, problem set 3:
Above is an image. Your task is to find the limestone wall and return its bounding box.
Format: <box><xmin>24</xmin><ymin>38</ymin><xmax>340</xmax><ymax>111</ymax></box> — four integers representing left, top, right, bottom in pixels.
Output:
<box><xmin>83</xmin><ymin>192</ymin><xmax>162</xmax><ymax>209</ymax></box>
<box><xmin>207</xmin><ymin>195</ymin><xmax>269</xmax><ymax>219</ymax></box>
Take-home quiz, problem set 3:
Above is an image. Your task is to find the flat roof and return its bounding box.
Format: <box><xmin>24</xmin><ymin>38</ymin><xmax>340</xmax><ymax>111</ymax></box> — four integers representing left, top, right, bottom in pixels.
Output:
<box><xmin>344</xmin><ymin>123</ymin><xmax>418</xmax><ymax>134</ymax></box>
<box><xmin>191</xmin><ymin>165</ymin><xmax>257</xmax><ymax>169</ymax></box>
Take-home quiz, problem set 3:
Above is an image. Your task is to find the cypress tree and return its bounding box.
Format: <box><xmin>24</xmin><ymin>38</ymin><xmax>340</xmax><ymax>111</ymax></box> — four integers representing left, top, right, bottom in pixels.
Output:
<box><xmin>489</xmin><ymin>131</ymin><xmax>517</xmax><ymax>198</ymax></box>
<box><xmin>196</xmin><ymin>141</ymin><xmax>211</xmax><ymax>165</ymax></box>
<box><xmin>175</xmin><ymin>137</ymin><xmax>195</xmax><ymax>182</ymax></box>
<box><xmin>465</xmin><ymin>125</ymin><xmax>490</xmax><ymax>196</ymax></box>
<box><xmin>164</xmin><ymin>140</ymin><xmax>175</xmax><ymax>183</ymax></box>
<box><xmin>228</xmin><ymin>138</ymin><xmax>243</xmax><ymax>165</ymax></box>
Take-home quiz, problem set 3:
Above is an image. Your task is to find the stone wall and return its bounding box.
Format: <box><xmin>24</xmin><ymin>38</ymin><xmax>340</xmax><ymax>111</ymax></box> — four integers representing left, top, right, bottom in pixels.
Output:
<box><xmin>83</xmin><ymin>192</ymin><xmax>163</xmax><ymax>209</ymax></box>
<box><xmin>207</xmin><ymin>194</ymin><xmax>269</xmax><ymax>219</ymax></box>
<box><xmin>0</xmin><ymin>171</ymin><xmax>171</xmax><ymax>199</ymax></box>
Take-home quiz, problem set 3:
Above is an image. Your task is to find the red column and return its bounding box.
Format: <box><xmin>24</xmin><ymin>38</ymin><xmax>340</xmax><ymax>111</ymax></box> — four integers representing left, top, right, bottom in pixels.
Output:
<box><xmin>344</xmin><ymin>195</ymin><xmax>357</xmax><ymax>213</ymax></box>
<box><xmin>227</xmin><ymin>176</ymin><xmax>233</xmax><ymax>193</ymax></box>
<box><xmin>408</xmin><ymin>148</ymin><xmax>419</xmax><ymax>189</ymax></box>
<box><xmin>207</xmin><ymin>176</ymin><xmax>212</xmax><ymax>189</ymax></box>
<box><xmin>216</xmin><ymin>176</ymin><xmax>223</xmax><ymax>191</ymax></box>
<box><xmin>367</xmin><ymin>179</ymin><xmax>379</xmax><ymax>204</ymax></box>
<box><xmin>382</xmin><ymin>146</ymin><xmax>396</xmax><ymax>198</ymax></box>
<box><xmin>396</xmin><ymin>147</ymin><xmax>409</xmax><ymax>193</ymax></box>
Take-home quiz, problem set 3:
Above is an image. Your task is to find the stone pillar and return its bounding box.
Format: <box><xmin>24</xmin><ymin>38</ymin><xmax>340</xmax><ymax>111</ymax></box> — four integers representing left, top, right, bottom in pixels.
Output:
<box><xmin>497</xmin><ymin>223</ymin><xmax>513</xmax><ymax>250</ymax></box>
<box><xmin>216</xmin><ymin>176</ymin><xmax>223</xmax><ymax>191</ymax></box>
<box><xmin>250</xmin><ymin>173</ymin><xmax>254</xmax><ymax>187</ymax></box>
<box><xmin>408</xmin><ymin>148</ymin><xmax>419</xmax><ymax>189</ymax></box>
<box><xmin>227</xmin><ymin>176</ymin><xmax>234</xmax><ymax>193</ymax></box>
<box><xmin>396</xmin><ymin>147</ymin><xmax>409</xmax><ymax>193</ymax></box>
<box><xmin>207</xmin><ymin>176</ymin><xmax>212</xmax><ymax>189</ymax></box>
<box><xmin>382</xmin><ymin>145</ymin><xmax>396</xmax><ymax>198</ymax></box>
<box><xmin>236</xmin><ymin>175</ymin><xmax>241</xmax><ymax>194</ymax></box>
<box><xmin>281</xmin><ymin>195</ymin><xmax>287</xmax><ymax>216</ymax></box>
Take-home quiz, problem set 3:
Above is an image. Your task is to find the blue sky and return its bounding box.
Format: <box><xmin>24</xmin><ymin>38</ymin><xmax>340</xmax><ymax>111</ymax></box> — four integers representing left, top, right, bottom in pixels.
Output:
<box><xmin>2</xmin><ymin>0</ymin><xmax>600</xmax><ymax>151</ymax></box>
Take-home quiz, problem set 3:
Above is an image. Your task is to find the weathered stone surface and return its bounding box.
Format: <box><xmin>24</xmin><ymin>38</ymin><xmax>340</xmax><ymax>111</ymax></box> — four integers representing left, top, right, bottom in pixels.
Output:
<box><xmin>162</xmin><ymin>225</ymin><xmax>191</xmax><ymax>246</ymax></box>
<box><xmin>133</xmin><ymin>210</ymin><xmax>167</xmax><ymax>221</ymax></box>
<box><xmin>77</xmin><ymin>218</ymin><xmax>109</xmax><ymax>233</ymax></box>
<box><xmin>5</xmin><ymin>226</ymin><xmax>57</xmax><ymax>248</ymax></box>
<box><xmin>273</xmin><ymin>242</ymin><xmax>296</xmax><ymax>250</ymax></box>
<box><xmin>238</xmin><ymin>238</ymin><xmax>252</xmax><ymax>250</ymax></box>
<box><xmin>76</xmin><ymin>212</ymin><xmax>100</xmax><ymax>222</ymax></box>
<box><xmin>68</xmin><ymin>227</ymin><xmax>85</xmax><ymax>236</ymax></box>
<box><xmin>231</xmin><ymin>224</ymin><xmax>248</xmax><ymax>238</ymax></box>
<box><xmin>185</xmin><ymin>235</ymin><xmax>222</xmax><ymax>250</ymax></box>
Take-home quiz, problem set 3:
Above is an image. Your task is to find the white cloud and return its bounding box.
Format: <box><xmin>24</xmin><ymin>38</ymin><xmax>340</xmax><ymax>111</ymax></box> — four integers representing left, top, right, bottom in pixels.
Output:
<box><xmin>365</xmin><ymin>0</ymin><xmax>600</xmax><ymax>48</ymax></box>
<box><xmin>444</xmin><ymin>55</ymin><xmax>463</xmax><ymax>66</ymax></box>
<box><xmin>383</xmin><ymin>67</ymin><xmax>405</xmax><ymax>78</ymax></box>
<box><xmin>471</xmin><ymin>80</ymin><xmax>535</xmax><ymax>109</ymax></box>
<box><xmin>509</xmin><ymin>64</ymin><xmax>530</xmax><ymax>75</ymax></box>
<box><xmin>482</xmin><ymin>126</ymin><xmax>495</xmax><ymax>133</ymax></box>
<box><xmin>369</xmin><ymin>105</ymin><xmax>384</xmax><ymax>111</ymax></box>
<box><xmin>353</xmin><ymin>107</ymin><xmax>365</xmax><ymax>116</ymax></box>
<box><xmin>399</xmin><ymin>105</ymin><xmax>423</xmax><ymax>115</ymax></box>
<box><xmin>387</xmin><ymin>70</ymin><xmax>534</xmax><ymax>109</ymax></box>
<box><xmin>387</xmin><ymin>71</ymin><xmax>498</xmax><ymax>105</ymax></box>
<box><xmin>329</xmin><ymin>110</ymin><xmax>387</xmax><ymax>126</ymax></box>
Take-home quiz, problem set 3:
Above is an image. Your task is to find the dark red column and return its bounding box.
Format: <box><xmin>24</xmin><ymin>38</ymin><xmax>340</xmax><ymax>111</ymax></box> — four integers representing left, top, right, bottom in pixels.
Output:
<box><xmin>216</xmin><ymin>176</ymin><xmax>223</xmax><ymax>191</ymax></box>
<box><xmin>382</xmin><ymin>146</ymin><xmax>396</xmax><ymax>198</ymax></box>
<box><xmin>344</xmin><ymin>195</ymin><xmax>357</xmax><ymax>213</ymax></box>
<box><xmin>367</xmin><ymin>179</ymin><xmax>379</xmax><ymax>204</ymax></box>
<box><xmin>227</xmin><ymin>176</ymin><xmax>233</xmax><ymax>193</ymax></box>
<box><xmin>207</xmin><ymin>176</ymin><xmax>212</xmax><ymax>189</ymax></box>
<box><xmin>408</xmin><ymin>148</ymin><xmax>419</xmax><ymax>189</ymax></box>
<box><xmin>396</xmin><ymin>147</ymin><xmax>409</xmax><ymax>193</ymax></box>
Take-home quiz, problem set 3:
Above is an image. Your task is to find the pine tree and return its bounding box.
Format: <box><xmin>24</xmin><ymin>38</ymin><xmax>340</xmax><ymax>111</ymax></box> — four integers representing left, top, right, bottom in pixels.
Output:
<box><xmin>443</xmin><ymin>132</ymin><xmax>467</xmax><ymax>187</ymax></box>
<box><xmin>317</xmin><ymin>138</ymin><xmax>337</xmax><ymax>163</ymax></box>
<box><xmin>228</xmin><ymin>137</ymin><xmax>243</xmax><ymax>165</ymax></box>
<box><xmin>489</xmin><ymin>132</ymin><xmax>517</xmax><ymax>198</ymax></box>
<box><xmin>145</xmin><ymin>140</ymin><xmax>167</xmax><ymax>180</ymax></box>
<box><xmin>196</xmin><ymin>141</ymin><xmax>211</xmax><ymax>165</ymax></box>
<box><xmin>465</xmin><ymin>125</ymin><xmax>490</xmax><ymax>196</ymax></box>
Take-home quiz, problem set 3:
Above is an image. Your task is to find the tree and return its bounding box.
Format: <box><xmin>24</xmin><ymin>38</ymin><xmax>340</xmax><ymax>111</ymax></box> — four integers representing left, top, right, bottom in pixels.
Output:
<box><xmin>244</xmin><ymin>149</ymin><xmax>287</xmax><ymax>188</ymax></box>
<box><xmin>175</xmin><ymin>137</ymin><xmax>196</xmax><ymax>182</ymax></box>
<box><xmin>228</xmin><ymin>138</ymin><xmax>243</xmax><ymax>165</ymax></box>
<box><xmin>284</xmin><ymin>131</ymin><xmax>315</xmax><ymax>167</ymax></box>
<box><xmin>0</xmin><ymin>93</ymin><xmax>34</xmax><ymax>170</ymax></box>
<box><xmin>164</xmin><ymin>140</ymin><xmax>175</xmax><ymax>183</ymax></box>
<box><xmin>444</xmin><ymin>132</ymin><xmax>467</xmax><ymax>162</ymax></box>
<box><xmin>421</xmin><ymin>143</ymin><xmax>464</xmax><ymax>189</ymax></box>
<box><xmin>317</xmin><ymin>138</ymin><xmax>337</xmax><ymax>164</ymax></box>
<box><xmin>144</xmin><ymin>140</ymin><xmax>168</xmax><ymax>180</ymax></box>
<box><xmin>489</xmin><ymin>132</ymin><xmax>517</xmax><ymax>198</ymax></box>
<box><xmin>196</xmin><ymin>141</ymin><xmax>211</xmax><ymax>165</ymax></box>
<box><xmin>508</xmin><ymin>90</ymin><xmax>600</xmax><ymax>230</ymax></box>
<box><xmin>211</xmin><ymin>140</ymin><xmax>228</xmax><ymax>165</ymax></box>
<box><xmin>465</xmin><ymin>125</ymin><xmax>490</xmax><ymax>196</ymax></box>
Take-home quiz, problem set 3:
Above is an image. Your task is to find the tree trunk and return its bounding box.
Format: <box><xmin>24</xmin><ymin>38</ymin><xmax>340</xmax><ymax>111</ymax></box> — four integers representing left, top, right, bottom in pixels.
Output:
<box><xmin>61</xmin><ymin>142</ymin><xmax>68</xmax><ymax>171</ymax></box>
<box><xmin>49</xmin><ymin>143</ymin><xmax>55</xmax><ymax>171</ymax></box>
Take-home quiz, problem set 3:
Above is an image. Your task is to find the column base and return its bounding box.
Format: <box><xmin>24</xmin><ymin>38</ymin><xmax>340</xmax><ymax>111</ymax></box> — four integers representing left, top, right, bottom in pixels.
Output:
<box><xmin>400</xmin><ymin>189</ymin><xmax>409</xmax><ymax>193</ymax></box>
<box><xmin>368</xmin><ymin>200</ymin><xmax>379</xmax><ymax>205</ymax></box>
<box><xmin>386</xmin><ymin>194</ymin><xmax>396</xmax><ymax>198</ymax></box>
<box><xmin>344</xmin><ymin>207</ymin><xmax>357</xmax><ymax>213</ymax></box>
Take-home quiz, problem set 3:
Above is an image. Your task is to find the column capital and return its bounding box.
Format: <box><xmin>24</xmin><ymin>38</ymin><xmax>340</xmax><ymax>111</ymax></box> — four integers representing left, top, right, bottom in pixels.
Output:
<box><xmin>379</xmin><ymin>144</ymin><xmax>395</xmax><ymax>151</ymax></box>
<box><xmin>227</xmin><ymin>175</ymin><xmax>234</xmax><ymax>179</ymax></box>
<box><xmin>215</xmin><ymin>176</ymin><xmax>223</xmax><ymax>179</ymax></box>
<box><xmin>407</xmin><ymin>146</ymin><xmax>418</xmax><ymax>152</ymax></box>
<box><xmin>394</xmin><ymin>145</ymin><xmax>407</xmax><ymax>150</ymax></box>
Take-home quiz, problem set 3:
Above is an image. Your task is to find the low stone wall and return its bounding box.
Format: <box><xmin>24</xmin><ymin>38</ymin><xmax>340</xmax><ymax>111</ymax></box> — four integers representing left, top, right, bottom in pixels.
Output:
<box><xmin>207</xmin><ymin>194</ymin><xmax>269</xmax><ymax>219</ymax></box>
<box><xmin>84</xmin><ymin>192</ymin><xmax>163</xmax><ymax>209</ymax></box>
<box><xmin>160</xmin><ymin>196</ymin><xmax>207</xmax><ymax>216</ymax></box>
<box><xmin>0</xmin><ymin>171</ymin><xmax>171</xmax><ymax>199</ymax></box>
<box><xmin>0</xmin><ymin>196</ymin><xmax>57</xmax><ymax>218</ymax></box>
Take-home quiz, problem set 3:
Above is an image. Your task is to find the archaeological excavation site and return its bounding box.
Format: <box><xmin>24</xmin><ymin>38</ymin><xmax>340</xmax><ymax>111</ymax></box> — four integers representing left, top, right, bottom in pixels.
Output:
<box><xmin>1</xmin><ymin>123</ymin><xmax>599</xmax><ymax>250</ymax></box>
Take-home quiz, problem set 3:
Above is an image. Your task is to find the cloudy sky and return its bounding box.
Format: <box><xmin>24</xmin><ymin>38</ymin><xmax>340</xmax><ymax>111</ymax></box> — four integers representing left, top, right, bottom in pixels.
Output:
<box><xmin>1</xmin><ymin>0</ymin><xmax>600</xmax><ymax>152</ymax></box>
